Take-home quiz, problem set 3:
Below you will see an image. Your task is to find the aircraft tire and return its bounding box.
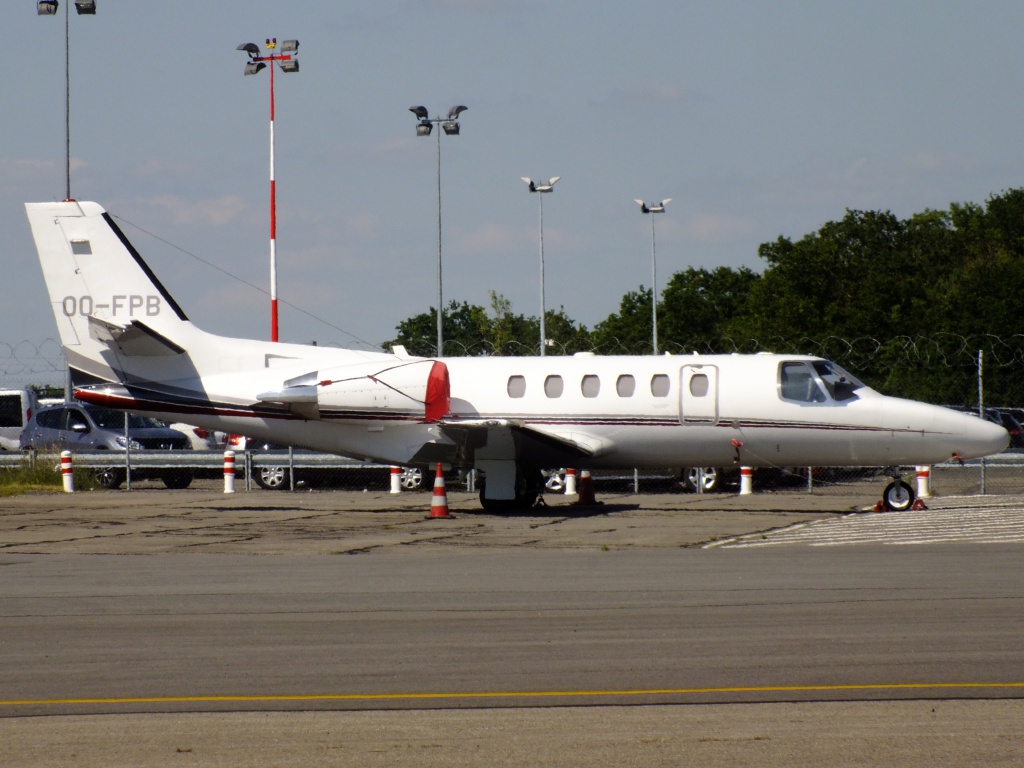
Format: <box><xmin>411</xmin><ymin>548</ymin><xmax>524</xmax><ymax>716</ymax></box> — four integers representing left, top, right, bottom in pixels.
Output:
<box><xmin>883</xmin><ymin>480</ymin><xmax>915</xmax><ymax>511</ymax></box>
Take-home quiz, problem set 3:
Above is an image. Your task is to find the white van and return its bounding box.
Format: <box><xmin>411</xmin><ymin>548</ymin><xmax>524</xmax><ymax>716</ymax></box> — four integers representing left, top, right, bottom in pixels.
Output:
<box><xmin>0</xmin><ymin>389</ymin><xmax>39</xmax><ymax>451</ymax></box>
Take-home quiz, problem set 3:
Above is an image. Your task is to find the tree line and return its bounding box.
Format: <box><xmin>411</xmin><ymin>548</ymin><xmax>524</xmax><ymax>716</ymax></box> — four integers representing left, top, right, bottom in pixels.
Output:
<box><xmin>385</xmin><ymin>189</ymin><xmax>1024</xmax><ymax>405</ymax></box>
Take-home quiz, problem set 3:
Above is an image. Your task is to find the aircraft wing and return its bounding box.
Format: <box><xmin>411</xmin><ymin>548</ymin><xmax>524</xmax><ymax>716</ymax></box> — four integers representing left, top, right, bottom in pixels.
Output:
<box><xmin>416</xmin><ymin>418</ymin><xmax>599</xmax><ymax>468</ymax></box>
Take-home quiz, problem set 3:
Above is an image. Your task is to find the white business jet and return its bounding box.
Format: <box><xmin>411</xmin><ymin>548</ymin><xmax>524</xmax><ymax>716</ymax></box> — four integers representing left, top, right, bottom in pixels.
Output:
<box><xmin>25</xmin><ymin>201</ymin><xmax>1007</xmax><ymax>510</ymax></box>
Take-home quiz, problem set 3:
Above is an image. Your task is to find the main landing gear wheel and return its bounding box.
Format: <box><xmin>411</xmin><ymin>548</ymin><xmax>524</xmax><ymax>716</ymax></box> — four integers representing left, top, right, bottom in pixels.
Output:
<box><xmin>882</xmin><ymin>479</ymin><xmax>915</xmax><ymax>511</ymax></box>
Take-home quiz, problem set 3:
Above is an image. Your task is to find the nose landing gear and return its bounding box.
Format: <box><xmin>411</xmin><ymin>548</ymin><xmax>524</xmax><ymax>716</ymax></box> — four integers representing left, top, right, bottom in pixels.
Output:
<box><xmin>881</xmin><ymin>478</ymin><xmax>915</xmax><ymax>511</ymax></box>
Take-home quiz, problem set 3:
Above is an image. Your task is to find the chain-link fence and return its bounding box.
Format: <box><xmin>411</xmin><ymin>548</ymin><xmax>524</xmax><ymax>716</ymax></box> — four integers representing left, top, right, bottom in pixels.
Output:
<box><xmin>3</xmin><ymin>336</ymin><xmax>1023</xmax><ymax>498</ymax></box>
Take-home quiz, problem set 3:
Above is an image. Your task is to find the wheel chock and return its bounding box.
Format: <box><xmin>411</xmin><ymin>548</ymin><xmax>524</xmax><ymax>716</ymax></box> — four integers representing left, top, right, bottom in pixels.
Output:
<box><xmin>873</xmin><ymin>500</ymin><xmax>886</xmax><ymax>513</ymax></box>
<box><xmin>911</xmin><ymin>498</ymin><xmax>928</xmax><ymax>510</ymax></box>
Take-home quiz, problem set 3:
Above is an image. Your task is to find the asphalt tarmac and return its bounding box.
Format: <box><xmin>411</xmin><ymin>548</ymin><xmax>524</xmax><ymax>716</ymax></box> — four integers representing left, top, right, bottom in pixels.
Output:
<box><xmin>1</xmin><ymin>485</ymin><xmax>1022</xmax><ymax>767</ymax></box>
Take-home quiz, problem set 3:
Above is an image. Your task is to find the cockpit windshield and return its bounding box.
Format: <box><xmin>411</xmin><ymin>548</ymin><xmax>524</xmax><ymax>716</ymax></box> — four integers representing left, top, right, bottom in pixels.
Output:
<box><xmin>812</xmin><ymin>360</ymin><xmax>863</xmax><ymax>401</ymax></box>
<box><xmin>779</xmin><ymin>360</ymin><xmax>863</xmax><ymax>404</ymax></box>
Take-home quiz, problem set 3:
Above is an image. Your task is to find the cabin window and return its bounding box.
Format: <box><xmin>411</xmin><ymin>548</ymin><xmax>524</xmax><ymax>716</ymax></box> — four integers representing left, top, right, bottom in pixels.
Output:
<box><xmin>507</xmin><ymin>375</ymin><xmax>526</xmax><ymax>398</ymax></box>
<box><xmin>544</xmin><ymin>375</ymin><xmax>564</xmax><ymax>398</ymax></box>
<box><xmin>581</xmin><ymin>374</ymin><xmax>600</xmax><ymax>398</ymax></box>
<box><xmin>616</xmin><ymin>374</ymin><xmax>636</xmax><ymax>397</ymax></box>
<box><xmin>650</xmin><ymin>374</ymin><xmax>670</xmax><ymax>398</ymax></box>
<box><xmin>689</xmin><ymin>373</ymin><xmax>709</xmax><ymax>397</ymax></box>
<box><xmin>779</xmin><ymin>362</ymin><xmax>826</xmax><ymax>403</ymax></box>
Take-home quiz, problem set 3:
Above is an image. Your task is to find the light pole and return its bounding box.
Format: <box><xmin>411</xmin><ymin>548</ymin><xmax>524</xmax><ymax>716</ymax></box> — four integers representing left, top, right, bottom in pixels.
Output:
<box><xmin>37</xmin><ymin>0</ymin><xmax>97</xmax><ymax>202</ymax></box>
<box><xmin>237</xmin><ymin>38</ymin><xmax>300</xmax><ymax>343</ymax></box>
<box><xmin>409</xmin><ymin>105</ymin><xmax>467</xmax><ymax>358</ymax></box>
<box><xmin>522</xmin><ymin>177</ymin><xmax>560</xmax><ymax>356</ymax></box>
<box><xmin>634</xmin><ymin>198</ymin><xmax>671</xmax><ymax>355</ymax></box>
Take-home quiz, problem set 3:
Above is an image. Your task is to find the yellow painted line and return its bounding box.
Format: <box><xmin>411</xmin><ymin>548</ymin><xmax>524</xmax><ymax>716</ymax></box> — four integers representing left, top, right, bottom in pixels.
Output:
<box><xmin>3</xmin><ymin>682</ymin><xmax>1024</xmax><ymax>708</ymax></box>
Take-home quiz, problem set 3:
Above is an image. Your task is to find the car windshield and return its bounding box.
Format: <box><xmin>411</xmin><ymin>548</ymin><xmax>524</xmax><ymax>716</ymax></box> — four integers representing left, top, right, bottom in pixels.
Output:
<box><xmin>88</xmin><ymin>407</ymin><xmax>167</xmax><ymax>430</ymax></box>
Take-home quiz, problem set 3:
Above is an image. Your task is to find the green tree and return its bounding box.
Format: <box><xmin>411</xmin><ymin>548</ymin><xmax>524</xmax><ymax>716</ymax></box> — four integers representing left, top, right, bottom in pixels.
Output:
<box><xmin>591</xmin><ymin>287</ymin><xmax>653</xmax><ymax>354</ymax></box>
<box><xmin>658</xmin><ymin>266</ymin><xmax>759</xmax><ymax>353</ymax></box>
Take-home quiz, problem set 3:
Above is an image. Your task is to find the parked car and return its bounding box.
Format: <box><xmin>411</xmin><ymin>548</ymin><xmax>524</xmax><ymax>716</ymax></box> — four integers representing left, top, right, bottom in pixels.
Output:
<box><xmin>226</xmin><ymin>435</ymin><xmax>433</xmax><ymax>491</ymax></box>
<box><xmin>168</xmin><ymin>423</ymin><xmax>228</xmax><ymax>451</ymax></box>
<box><xmin>20</xmin><ymin>402</ymin><xmax>193</xmax><ymax>489</ymax></box>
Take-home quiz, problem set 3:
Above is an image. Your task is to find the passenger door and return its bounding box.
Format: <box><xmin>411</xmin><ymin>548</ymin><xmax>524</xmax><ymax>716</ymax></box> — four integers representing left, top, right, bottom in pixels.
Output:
<box><xmin>680</xmin><ymin>364</ymin><xmax>719</xmax><ymax>423</ymax></box>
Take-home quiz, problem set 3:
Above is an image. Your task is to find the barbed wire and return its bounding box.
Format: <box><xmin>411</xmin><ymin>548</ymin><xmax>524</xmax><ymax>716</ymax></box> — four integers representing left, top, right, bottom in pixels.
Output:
<box><xmin>4</xmin><ymin>334</ymin><xmax>1024</xmax><ymax>390</ymax></box>
<box><xmin>391</xmin><ymin>334</ymin><xmax>1024</xmax><ymax>367</ymax></box>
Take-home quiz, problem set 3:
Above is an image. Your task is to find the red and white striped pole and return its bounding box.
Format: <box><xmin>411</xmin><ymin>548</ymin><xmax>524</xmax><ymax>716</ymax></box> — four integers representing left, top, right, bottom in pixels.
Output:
<box><xmin>268</xmin><ymin>42</ymin><xmax>279</xmax><ymax>342</ymax></box>
<box><xmin>239</xmin><ymin>38</ymin><xmax>298</xmax><ymax>342</ymax></box>
<box><xmin>60</xmin><ymin>450</ymin><xmax>74</xmax><ymax>493</ymax></box>
<box><xmin>916</xmin><ymin>465</ymin><xmax>932</xmax><ymax>498</ymax></box>
<box><xmin>739</xmin><ymin>466</ymin><xmax>753</xmax><ymax>495</ymax></box>
<box><xmin>223</xmin><ymin>450</ymin><xmax>236</xmax><ymax>494</ymax></box>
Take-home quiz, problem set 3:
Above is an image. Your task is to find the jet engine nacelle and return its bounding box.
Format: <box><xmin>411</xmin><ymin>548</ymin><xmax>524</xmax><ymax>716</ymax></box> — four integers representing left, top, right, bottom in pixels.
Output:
<box><xmin>260</xmin><ymin>359</ymin><xmax>450</xmax><ymax>423</ymax></box>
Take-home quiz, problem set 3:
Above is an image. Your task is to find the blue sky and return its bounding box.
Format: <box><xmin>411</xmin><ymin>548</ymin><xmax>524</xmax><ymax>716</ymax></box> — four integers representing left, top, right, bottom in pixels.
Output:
<box><xmin>5</xmin><ymin>1</ymin><xmax>1024</xmax><ymax>366</ymax></box>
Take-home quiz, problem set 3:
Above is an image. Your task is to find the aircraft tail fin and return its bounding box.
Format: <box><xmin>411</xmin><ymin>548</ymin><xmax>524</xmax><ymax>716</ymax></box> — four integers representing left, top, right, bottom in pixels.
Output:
<box><xmin>25</xmin><ymin>200</ymin><xmax>203</xmax><ymax>388</ymax></box>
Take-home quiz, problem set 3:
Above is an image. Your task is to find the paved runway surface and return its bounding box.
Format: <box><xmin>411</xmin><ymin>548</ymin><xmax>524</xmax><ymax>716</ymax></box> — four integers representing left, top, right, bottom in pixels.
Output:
<box><xmin>1</xmin><ymin>488</ymin><xmax>1022</xmax><ymax>766</ymax></box>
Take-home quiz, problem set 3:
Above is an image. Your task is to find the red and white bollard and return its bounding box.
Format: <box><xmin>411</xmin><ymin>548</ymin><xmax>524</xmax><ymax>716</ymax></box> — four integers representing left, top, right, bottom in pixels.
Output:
<box><xmin>223</xmin><ymin>450</ymin><xmax>236</xmax><ymax>494</ymax></box>
<box><xmin>390</xmin><ymin>466</ymin><xmax>402</xmax><ymax>494</ymax></box>
<box><xmin>916</xmin><ymin>465</ymin><xmax>932</xmax><ymax>498</ymax></box>
<box><xmin>60</xmin><ymin>450</ymin><xmax>74</xmax><ymax>493</ymax></box>
<box><xmin>565</xmin><ymin>468</ymin><xmax>577</xmax><ymax>496</ymax></box>
<box><xmin>739</xmin><ymin>466</ymin><xmax>754</xmax><ymax>496</ymax></box>
<box><xmin>428</xmin><ymin>463</ymin><xmax>451</xmax><ymax>519</ymax></box>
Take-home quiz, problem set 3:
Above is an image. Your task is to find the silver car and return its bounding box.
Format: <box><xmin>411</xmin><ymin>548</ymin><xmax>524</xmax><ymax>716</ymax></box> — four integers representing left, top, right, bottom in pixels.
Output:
<box><xmin>20</xmin><ymin>403</ymin><xmax>193</xmax><ymax>488</ymax></box>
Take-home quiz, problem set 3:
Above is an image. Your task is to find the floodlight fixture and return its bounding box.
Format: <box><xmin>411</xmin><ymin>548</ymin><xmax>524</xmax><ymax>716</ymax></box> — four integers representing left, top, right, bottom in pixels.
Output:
<box><xmin>37</xmin><ymin>1</ymin><xmax>59</xmax><ymax>15</ymax></box>
<box><xmin>73</xmin><ymin>0</ymin><xmax>95</xmax><ymax>14</ymax></box>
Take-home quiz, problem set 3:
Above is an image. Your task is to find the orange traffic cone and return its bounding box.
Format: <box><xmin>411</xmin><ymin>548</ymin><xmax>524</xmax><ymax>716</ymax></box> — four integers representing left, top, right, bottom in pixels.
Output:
<box><xmin>575</xmin><ymin>469</ymin><xmax>597</xmax><ymax>505</ymax></box>
<box><xmin>428</xmin><ymin>463</ymin><xmax>452</xmax><ymax>519</ymax></box>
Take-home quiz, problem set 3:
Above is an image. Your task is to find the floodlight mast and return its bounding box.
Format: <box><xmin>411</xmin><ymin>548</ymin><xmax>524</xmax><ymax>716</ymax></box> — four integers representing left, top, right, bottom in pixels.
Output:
<box><xmin>634</xmin><ymin>198</ymin><xmax>672</xmax><ymax>355</ymax></box>
<box><xmin>37</xmin><ymin>0</ymin><xmax>98</xmax><ymax>201</ymax></box>
<box><xmin>237</xmin><ymin>38</ymin><xmax>300</xmax><ymax>343</ymax></box>
<box><xmin>408</xmin><ymin>105</ymin><xmax>467</xmax><ymax>357</ymax></box>
<box><xmin>523</xmin><ymin>177</ymin><xmax>561</xmax><ymax>356</ymax></box>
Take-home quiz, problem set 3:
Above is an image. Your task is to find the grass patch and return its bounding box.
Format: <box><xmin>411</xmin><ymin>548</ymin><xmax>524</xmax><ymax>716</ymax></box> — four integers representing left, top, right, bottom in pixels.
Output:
<box><xmin>0</xmin><ymin>460</ymin><xmax>64</xmax><ymax>495</ymax></box>
<box><xmin>0</xmin><ymin>457</ymin><xmax>99</xmax><ymax>495</ymax></box>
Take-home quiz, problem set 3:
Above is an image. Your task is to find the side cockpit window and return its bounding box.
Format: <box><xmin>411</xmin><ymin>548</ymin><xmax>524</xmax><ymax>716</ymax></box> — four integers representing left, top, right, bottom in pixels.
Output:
<box><xmin>779</xmin><ymin>362</ymin><xmax>827</xmax><ymax>403</ymax></box>
<box><xmin>779</xmin><ymin>360</ymin><xmax>863</xmax><ymax>404</ymax></box>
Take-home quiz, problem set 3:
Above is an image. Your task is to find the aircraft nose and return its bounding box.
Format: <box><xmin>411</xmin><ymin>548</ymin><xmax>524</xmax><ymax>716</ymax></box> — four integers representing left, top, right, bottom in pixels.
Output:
<box><xmin>947</xmin><ymin>409</ymin><xmax>1010</xmax><ymax>459</ymax></box>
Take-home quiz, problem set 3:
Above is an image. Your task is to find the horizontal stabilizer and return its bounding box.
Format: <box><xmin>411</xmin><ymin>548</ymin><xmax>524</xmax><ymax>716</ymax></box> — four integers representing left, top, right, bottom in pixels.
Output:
<box><xmin>87</xmin><ymin>316</ymin><xmax>185</xmax><ymax>357</ymax></box>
